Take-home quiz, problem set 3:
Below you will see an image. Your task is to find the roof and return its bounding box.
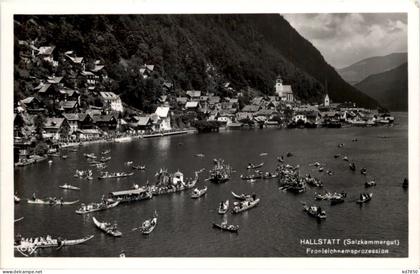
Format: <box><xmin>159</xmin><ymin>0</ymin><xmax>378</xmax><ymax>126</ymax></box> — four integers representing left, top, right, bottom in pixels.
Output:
<box><xmin>176</xmin><ymin>97</ymin><xmax>188</xmax><ymax>104</ymax></box>
<box><xmin>185</xmin><ymin>101</ymin><xmax>199</xmax><ymax>108</ymax></box>
<box><xmin>47</xmin><ymin>76</ymin><xmax>63</xmax><ymax>84</ymax></box>
<box><xmin>44</xmin><ymin>118</ymin><xmax>65</xmax><ymax>130</ymax></box>
<box><xmin>38</xmin><ymin>83</ymin><xmax>52</xmax><ymax>93</ymax></box>
<box><xmin>208</xmin><ymin>96</ymin><xmax>221</xmax><ymax>104</ymax></box>
<box><xmin>186</xmin><ymin>90</ymin><xmax>201</xmax><ymax>98</ymax></box>
<box><xmin>252</xmin><ymin>97</ymin><xmax>264</xmax><ymax>105</ymax></box>
<box><xmin>255</xmin><ymin>109</ymin><xmax>278</xmax><ymax>116</ymax></box>
<box><xmin>110</xmin><ymin>187</ymin><xmax>148</xmax><ymax>196</ymax></box>
<box><xmin>38</xmin><ymin>46</ymin><xmax>55</xmax><ymax>55</ymax></box>
<box><xmin>91</xmin><ymin>65</ymin><xmax>104</xmax><ymax>72</ymax></box>
<box><xmin>77</xmin><ymin>128</ymin><xmax>101</xmax><ymax>134</ymax></box>
<box><xmin>62</xmin><ymin>113</ymin><xmax>80</xmax><ymax>121</ymax></box>
<box><xmin>229</xmin><ymin>98</ymin><xmax>239</xmax><ymax>104</ymax></box>
<box><xmin>21</xmin><ymin>97</ymin><xmax>35</xmax><ymax>104</ymax></box>
<box><xmin>66</xmin><ymin>55</ymin><xmax>84</xmax><ymax>64</ymax></box>
<box><xmin>59</xmin><ymin>88</ymin><xmax>78</xmax><ymax>97</ymax></box>
<box><xmin>242</xmin><ymin>105</ymin><xmax>260</xmax><ymax>112</ymax></box>
<box><xmin>162</xmin><ymin>81</ymin><xmax>173</xmax><ymax>89</ymax></box>
<box><xmin>81</xmin><ymin>71</ymin><xmax>95</xmax><ymax>76</ymax></box>
<box><xmin>282</xmin><ymin>85</ymin><xmax>293</xmax><ymax>93</ymax></box>
<box><xmin>92</xmin><ymin>115</ymin><xmax>116</xmax><ymax>123</ymax></box>
<box><xmin>61</xmin><ymin>101</ymin><xmax>78</xmax><ymax>109</ymax></box>
<box><xmin>134</xmin><ymin>116</ymin><xmax>151</xmax><ymax>126</ymax></box>
<box><xmin>155</xmin><ymin>107</ymin><xmax>170</xmax><ymax>118</ymax></box>
<box><xmin>100</xmin><ymin>92</ymin><xmax>120</xmax><ymax>100</ymax></box>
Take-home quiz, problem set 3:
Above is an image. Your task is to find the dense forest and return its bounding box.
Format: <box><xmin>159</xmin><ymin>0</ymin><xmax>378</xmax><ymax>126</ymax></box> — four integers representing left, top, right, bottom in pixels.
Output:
<box><xmin>14</xmin><ymin>14</ymin><xmax>380</xmax><ymax>111</ymax></box>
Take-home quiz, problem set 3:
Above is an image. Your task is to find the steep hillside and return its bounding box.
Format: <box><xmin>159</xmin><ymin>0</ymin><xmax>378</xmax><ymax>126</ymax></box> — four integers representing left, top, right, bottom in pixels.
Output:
<box><xmin>338</xmin><ymin>52</ymin><xmax>407</xmax><ymax>85</ymax></box>
<box><xmin>14</xmin><ymin>14</ymin><xmax>380</xmax><ymax>110</ymax></box>
<box><xmin>355</xmin><ymin>63</ymin><xmax>407</xmax><ymax>111</ymax></box>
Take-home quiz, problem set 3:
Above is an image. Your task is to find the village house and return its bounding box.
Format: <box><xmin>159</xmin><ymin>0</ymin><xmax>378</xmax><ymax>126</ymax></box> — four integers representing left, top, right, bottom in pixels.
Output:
<box><xmin>20</xmin><ymin>97</ymin><xmax>46</xmax><ymax>114</ymax></box>
<box><xmin>37</xmin><ymin>46</ymin><xmax>55</xmax><ymax>63</ymax></box>
<box><xmin>274</xmin><ymin>76</ymin><xmax>294</xmax><ymax>102</ymax></box>
<box><xmin>92</xmin><ymin>114</ymin><xmax>118</xmax><ymax>131</ymax></box>
<box><xmin>80</xmin><ymin>71</ymin><xmax>97</xmax><ymax>87</ymax></box>
<box><xmin>186</xmin><ymin>90</ymin><xmax>202</xmax><ymax>101</ymax></box>
<box><xmin>128</xmin><ymin>116</ymin><xmax>153</xmax><ymax>132</ymax></box>
<box><xmin>242</xmin><ymin>105</ymin><xmax>260</xmax><ymax>113</ymax></box>
<box><xmin>59</xmin><ymin>100</ymin><xmax>79</xmax><ymax>113</ymax></box>
<box><xmin>43</xmin><ymin>117</ymin><xmax>71</xmax><ymax>141</ymax></box>
<box><xmin>100</xmin><ymin>92</ymin><xmax>124</xmax><ymax>112</ymax></box>
<box><xmin>154</xmin><ymin>106</ymin><xmax>171</xmax><ymax>131</ymax></box>
<box><xmin>62</xmin><ymin>113</ymin><xmax>81</xmax><ymax>134</ymax></box>
<box><xmin>58</xmin><ymin>87</ymin><xmax>80</xmax><ymax>101</ymax></box>
<box><xmin>176</xmin><ymin>97</ymin><xmax>188</xmax><ymax>106</ymax></box>
<box><xmin>139</xmin><ymin>64</ymin><xmax>155</xmax><ymax>79</ymax></box>
<box><xmin>185</xmin><ymin>101</ymin><xmax>202</xmax><ymax>111</ymax></box>
<box><xmin>162</xmin><ymin>81</ymin><xmax>174</xmax><ymax>92</ymax></box>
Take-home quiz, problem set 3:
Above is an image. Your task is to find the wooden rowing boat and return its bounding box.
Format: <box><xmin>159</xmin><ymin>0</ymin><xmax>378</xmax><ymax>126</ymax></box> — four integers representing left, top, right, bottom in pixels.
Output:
<box><xmin>59</xmin><ymin>184</ymin><xmax>80</xmax><ymax>191</ymax></box>
<box><xmin>75</xmin><ymin>201</ymin><xmax>120</xmax><ymax>214</ymax></box>
<box><xmin>92</xmin><ymin>217</ymin><xmax>122</xmax><ymax>237</ymax></box>
<box><xmin>212</xmin><ymin>222</ymin><xmax>239</xmax><ymax>233</ymax></box>
<box><xmin>27</xmin><ymin>198</ymin><xmax>79</xmax><ymax>205</ymax></box>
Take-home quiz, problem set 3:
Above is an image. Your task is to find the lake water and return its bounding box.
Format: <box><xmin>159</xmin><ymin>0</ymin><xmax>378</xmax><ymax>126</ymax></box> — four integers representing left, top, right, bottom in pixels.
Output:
<box><xmin>14</xmin><ymin>113</ymin><xmax>408</xmax><ymax>257</ymax></box>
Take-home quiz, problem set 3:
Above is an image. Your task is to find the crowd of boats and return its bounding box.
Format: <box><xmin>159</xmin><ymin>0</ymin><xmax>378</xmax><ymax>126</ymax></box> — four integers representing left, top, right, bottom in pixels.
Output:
<box><xmin>14</xmin><ymin>141</ymin><xmax>409</xmax><ymax>256</ymax></box>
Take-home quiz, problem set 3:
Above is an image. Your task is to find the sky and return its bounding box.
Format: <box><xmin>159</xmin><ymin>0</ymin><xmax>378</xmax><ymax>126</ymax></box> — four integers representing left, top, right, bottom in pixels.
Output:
<box><xmin>282</xmin><ymin>13</ymin><xmax>407</xmax><ymax>69</ymax></box>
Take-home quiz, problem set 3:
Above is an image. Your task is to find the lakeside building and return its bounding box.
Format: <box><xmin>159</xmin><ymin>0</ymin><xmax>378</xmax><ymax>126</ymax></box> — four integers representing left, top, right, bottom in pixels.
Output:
<box><xmin>154</xmin><ymin>106</ymin><xmax>172</xmax><ymax>131</ymax></box>
<box><xmin>100</xmin><ymin>92</ymin><xmax>124</xmax><ymax>113</ymax></box>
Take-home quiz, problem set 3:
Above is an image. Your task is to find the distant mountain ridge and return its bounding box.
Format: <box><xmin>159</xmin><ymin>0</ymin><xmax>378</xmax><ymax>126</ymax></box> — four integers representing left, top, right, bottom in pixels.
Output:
<box><xmin>338</xmin><ymin>52</ymin><xmax>407</xmax><ymax>85</ymax></box>
<box><xmin>355</xmin><ymin>63</ymin><xmax>407</xmax><ymax>111</ymax></box>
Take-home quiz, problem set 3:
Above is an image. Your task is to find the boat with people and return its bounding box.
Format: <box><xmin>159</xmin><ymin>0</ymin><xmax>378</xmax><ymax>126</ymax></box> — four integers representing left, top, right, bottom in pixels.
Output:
<box><xmin>365</xmin><ymin>180</ymin><xmax>376</xmax><ymax>187</ymax></box>
<box><xmin>247</xmin><ymin>162</ymin><xmax>264</xmax><ymax>169</ymax></box>
<box><xmin>59</xmin><ymin>184</ymin><xmax>80</xmax><ymax>191</ymax></box>
<box><xmin>231</xmin><ymin>191</ymin><xmax>252</xmax><ymax>201</ymax></box>
<box><xmin>360</xmin><ymin>168</ymin><xmax>367</xmax><ymax>175</ymax></box>
<box><xmin>356</xmin><ymin>193</ymin><xmax>373</xmax><ymax>204</ymax></box>
<box><xmin>74</xmin><ymin>169</ymin><xmax>93</xmax><ymax>180</ymax></box>
<box><xmin>100</xmin><ymin>156</ymin><xmax>111</xmax><ymax>162</ymax></box>
<box><xmin>208</xmin><ymin>159</ymin><xmax>232</xmax><ymax>184</ymax></box>
<box><xmin>349</xmin><ymin>162</ymin><xmax>356</xmax><ymax>171</ymax></box>
<box><xmin>132</xmin><ymin>211</ymin><xmax>158</xmax><ymax>235</ymax></box>
<box><xmin>302</xmin><ymin>204</ymin><xmax>327</xmax><ymax>219</ymax></box>
<box><xmin>212</xmin><ymin>220</ymin><xmax>239</xmax><ymax>233</ymax></box>
<box><xmin>61</xmin><ymin>155</ymin><xmax>68</xmax><ymax>159</ymax></box>
<box><xmin>27</xmin><ymin>197</ymin><xmax>79</xmax><ymax>206</ymax></box>
<box><xmin>132</xmin><ymin>165</ymin><xmax>146</xmax><ymax>170</ymax></box>
<box><xmin>334</xmin><ymin>154</ymin><xmax>340</xmax><ymax>159</ymax></box>
<box><xmin>98</xmin><ymin>171</ymin><xmax>134</xmax><ymax>179</ymax></box>
<box><xmin>218</xmin><ymin>200</ymin><xmax>229</xmax><ymax>214</ymax></box>
<box><xmin>83</xmin><ymin>153</ymin><xmax>97</xmax><ymax>159</ymax></box>
<box><xmin>343</xmin><ymin>156</ymin><xmax>349</xmax><ymax>161</ymax></box>
<box><xmin>240</xmin><ymin>172</ymin><xmax>262</xmax><ymax>180</ymax></box>
<box><xmin>314</xmin><ymin>192</ymin><xmax>347</xmax><ymax>201</ymax></box>
<box><xmin>191</xmin><ymin>186</ymin><xmax>208</xmax><ymax>198</ymax></box>
<box><xmin>304</xmin><ymin>175</ymin><xmax>323</xmax><ymax>187</ymax></box>
<box><xmin>195</xmin><ymin>153</ymin><xmax>205</xmax><ymax>157</ymax></box>
<box><xmin>92</xmin><ymin>217</ymin><xmax>122</xmax><ymax>237</ymax></box>
<box><xmin>286</xmin><ymin>152</ymin><xmax>293</xmax><ymax>157</ymax></box>
<box><xmin>14</xmin><ymin>234</ymin><xmax>94</xmax><ymax>254</ymax></box>
<box><xmin>101</xmin><ymin>150</ymin><xmax>111</xmax><ymax>155</ymax></box>
<box><xmin>149</xmin><ymin>170</ymin><xmax>199</xmax><ymax>196</ymax></box>
<box><xmin>108</xmin><ymin>185</ymin><xmax>153</xmax><ymax>203</ymax></box>
<box><xmin>232</xmin><ymin>195</ymin><xmax>260</xmax><ymax>214</ymax></box>
<box><xmin>14</xmin><ymin>194</ymin><xmax>21</xmax><ymax>203</ymax></box>
<box><xmin>75</xmin><ymin>200</ymin><xmax>120</xmax><ymax>214</ymax></box>
<box><xmin>330</xmin><ymin>196</ymin><xmax>346</xmax><ymax>205</ymax></box>
<box><xmin>262</xmin><ymin>172</ymin><xmax>279</xmax><ymax>179</ymax></box>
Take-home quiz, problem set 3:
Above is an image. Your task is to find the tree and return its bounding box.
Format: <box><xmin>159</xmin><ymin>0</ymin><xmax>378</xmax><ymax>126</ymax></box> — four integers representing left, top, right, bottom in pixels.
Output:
<box><xmin>33</xmin><ymin>114</ymin><xmax>45</xmax><ymax>140</ymax></box>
